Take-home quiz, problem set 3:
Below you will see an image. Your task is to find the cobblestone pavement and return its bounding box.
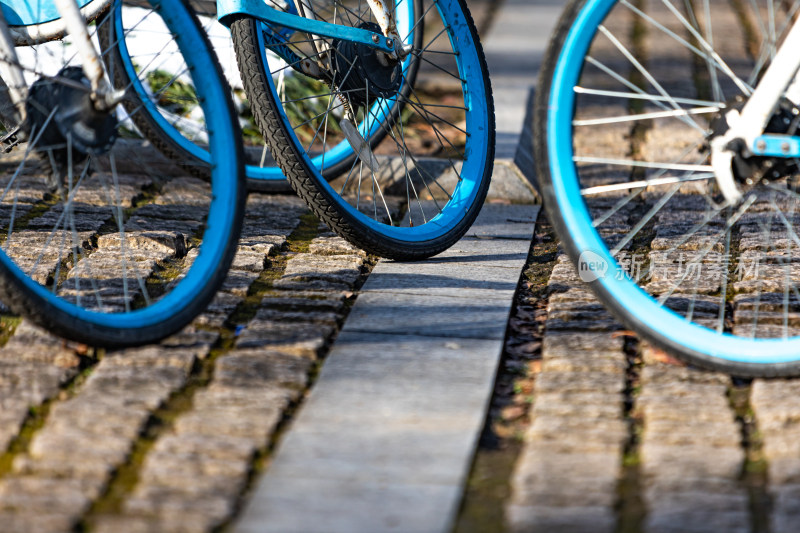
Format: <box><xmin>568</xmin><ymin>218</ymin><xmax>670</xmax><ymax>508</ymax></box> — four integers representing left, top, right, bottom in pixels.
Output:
<box><xmin>9</xmin><ymin>1</ymin><xmax>800</xmax><ymax>532</ymax></box>
<box><xmin>0</xmin><ymin>180</ymin><xmax>375</xmax><ymax>532</ymax></box>
<box><xmin>0</xmin><ymin>3</ymin><xmax>506</xmax><ymax>533</ymax></box>
<box><xmin>505</xmin><ymin>246</ymin><xmax>757</xmax><ymax>533</ymax></box>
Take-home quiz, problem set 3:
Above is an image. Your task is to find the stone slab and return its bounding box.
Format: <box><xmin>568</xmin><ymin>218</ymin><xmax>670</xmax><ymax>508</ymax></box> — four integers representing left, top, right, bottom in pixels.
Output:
<box><xmin>506</xmin><ymin>504</ymin><xmax>617</xmax><ymax>533</ymax></box>
<box><xmin>430</xmin><ymin>236</ymin><xmax>532</xmax><ymax>260</ymax></box>
<box><xmin>341</xmin><ymin>291</ymin><xmax>514</xmax><ymax>339</ymax></box>
<box><xmin>278</xmin><ymin>331</ymin><xmax>501</xmax><ymax>426</ymax></box>
<box><xmin>235</xmin><ymin>204</ymin><xmax>539</xmax><ymax>533</ymax></box>
<box><xmin>236</xmin><ymin>477</ymin><xmax>460</xmax><ymax>533</ymax></box>
<box><xmin>463</xmin><ymin>204</ymin><xmax>540</xmax><ymax>240</ymax></box>
<box><xmin>359</xmin><ymin>262</ymin><xmax>520</xmax><ymax>298</ymax></box>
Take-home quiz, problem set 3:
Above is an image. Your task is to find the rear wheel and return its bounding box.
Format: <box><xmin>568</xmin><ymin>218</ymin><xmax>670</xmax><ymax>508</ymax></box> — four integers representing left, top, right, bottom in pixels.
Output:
<box><xmin>101</xmin><ymin>0</ymin><xmax>422</xmax><ymax>191</ymax></box>
<box><xmin>231</xmin><ymin>0</ymin><xmax>494</xmax><ymax>260</ymax></box>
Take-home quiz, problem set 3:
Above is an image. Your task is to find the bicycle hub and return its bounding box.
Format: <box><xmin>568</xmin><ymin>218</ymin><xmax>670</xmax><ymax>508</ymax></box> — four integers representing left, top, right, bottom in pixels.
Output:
<box><xmin>330</xmin><ymin>22</ymin><xmax>403</xmax><ymax>108</ymax></box>
<box><xmin>26</xmin><ymin>66</ymin><xmax>119</xmax><ymax>165</ymax></box>
<box><xmin>710</xmin><ymin>96</ymin><xmax>800</xmax><ymax>185</ymax></box>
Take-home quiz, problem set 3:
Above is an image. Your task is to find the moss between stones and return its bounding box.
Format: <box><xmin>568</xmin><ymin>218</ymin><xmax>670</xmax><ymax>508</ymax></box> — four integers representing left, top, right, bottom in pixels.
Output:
<box><xmin>0</xmin><ymin>315</ymin><xmax>22</xmax><ymax>348</ymax></box>
<box><xmin>454</xmin><ymin>443</ymin><xmax>524</xmax><ymax>533</ymax></box>
<box><xmin>227</xmin><ymin>255</ymin><xmax>288</xmax><ymax>327</ymax></box>
<box><xmin>227</xmin><ymin>210</ymin><xmax>320</xmax><ymax>327</ymax></box>
<box><xmin>0</xmin><ymin>191</ymin><xmax>61</xmax><ymax>246</ymax></box>
<box><xmin>615</xmin><ymin>336</ymin><xmax>646</xmax><ymax>533</ymax></box>
<box><xmin>288</xmin><ymin>212</ymin><xmax>323</xmax><ymax>254</ymax></box>
<box><xmin>84</xmin><ymin>330</ymin><xmax>236</xmax><ymax>522</ymax></box>
<box><xmin>0</xmin><ymin>403</ymin><xmax>50</xmax><ymax>479</ymax></box>
<box><xmin>0</xmin><ymin>352</ymin><xmax>98</xmax><ymax>481</ymax></box>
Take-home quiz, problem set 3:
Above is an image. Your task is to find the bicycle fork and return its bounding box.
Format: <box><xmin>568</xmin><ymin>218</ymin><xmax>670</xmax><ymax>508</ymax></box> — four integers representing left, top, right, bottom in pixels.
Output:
<box><xmin>0</xmin><ymin>9</ymin><xmax>27</xmax><ymax>125</ymax></box>
<box><xmin>361</xmin><ymin>0</ymin><xmax>413</xmax><ymax>58</ymax></box>
<box><xmin>53</xmin><ymin>0</ymin><xmax>125</xmax><ymax>109</ymax></box>
<box><xmin>712</xmin><ymin>18</ymin><xmax>800</xmax><ymax>204</ymax></box>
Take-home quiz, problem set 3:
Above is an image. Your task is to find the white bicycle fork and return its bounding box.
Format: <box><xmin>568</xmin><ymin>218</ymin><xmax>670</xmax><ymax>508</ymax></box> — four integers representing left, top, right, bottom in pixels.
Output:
<box><xmin>0</xmin><ymin>9</ymin><xmax>28</xmax><ymax>123</ymax></box>
<box><xmin>712</xmin><ymin>16</ymin><xmax>800</xmax><ymax>204</ymax></box>
<box><xmin>0</xmin><ymin>0</ymin><xmax>120</xmax><ymax>126</ymax></box>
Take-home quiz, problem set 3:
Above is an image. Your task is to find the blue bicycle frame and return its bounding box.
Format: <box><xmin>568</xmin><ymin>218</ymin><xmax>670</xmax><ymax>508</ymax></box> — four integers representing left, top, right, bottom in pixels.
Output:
<box><xmin>217</xmin><ymin>0</ymin><xmax>394</xmax><ymax>54</ymax></box>
<box><xmin>1</xmin><ymin>0</ymin><xmax>93</xmax><ymax>25</ymax></box>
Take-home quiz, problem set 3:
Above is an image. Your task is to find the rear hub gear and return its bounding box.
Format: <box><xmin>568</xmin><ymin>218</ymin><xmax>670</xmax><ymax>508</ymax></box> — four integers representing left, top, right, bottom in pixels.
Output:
<box><xmin>330</xmin><ymin>22</ymin><xmax>402</xmax><ymax>109</ymax></box>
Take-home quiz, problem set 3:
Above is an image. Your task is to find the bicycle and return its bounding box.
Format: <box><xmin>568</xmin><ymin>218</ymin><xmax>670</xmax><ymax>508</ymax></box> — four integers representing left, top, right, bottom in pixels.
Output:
<box><xmin>102</xmin><ymin>0</ymin><xmax>494</xmax><ymax>260</ymax></box>
<box><xmin>0</xmin><ymin>0</ymin><xmax>246</xmax><ymax>347</ymax></box>
<box><xmin>537</xmin><ymin>0</ymin><xmax>800</xmax><ymax>376</ymax></box>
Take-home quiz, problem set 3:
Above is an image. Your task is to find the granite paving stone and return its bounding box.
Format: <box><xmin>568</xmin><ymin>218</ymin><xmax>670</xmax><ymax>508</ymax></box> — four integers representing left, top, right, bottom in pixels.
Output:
<box><xmin>91</xmin><ymin>228</ymin><xmax>370</xmax><ymax>532</ymax></box>
<box><xmin>509</xmin><ymin>258</ymin><xmax>627</xmax><ymax>533</ymax></box>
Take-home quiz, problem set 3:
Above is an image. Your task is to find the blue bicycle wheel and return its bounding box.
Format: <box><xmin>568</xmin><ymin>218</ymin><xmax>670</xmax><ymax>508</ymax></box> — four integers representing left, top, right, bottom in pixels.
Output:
<box><xmin>538</xmin><ymin>0</ymin><xmax>800</xmax><ymax>375</ymax></box>
<box><xmin>0</xmin><ymin>0</ymin><xmax>245</xmax><ymax>347</ymax></box>
<box><xmin>230</xmin><ymin>0</ymin><xmax>494</xmax><ymax>259</ymax></box>
<box><xmin>103</xmin><ymin>0</ymin><xmax>422</xmax><ymax>191</ymax></box>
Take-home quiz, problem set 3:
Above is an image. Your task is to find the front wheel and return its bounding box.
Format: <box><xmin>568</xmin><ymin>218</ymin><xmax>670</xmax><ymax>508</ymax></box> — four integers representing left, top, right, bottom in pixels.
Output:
<box><xmin>538</xmin><ymin>0</ymin><xmax>800</xmax><ymax>376</ymax></box>
<box><xmin>0</xmin><ymin>0</ymin><xmax>246</xmax><ymax>347</ymax></box>
<box><xmin>231</xmin><ymin>0</ymin><xmax>494</xmax><ymax>260</ymax></box>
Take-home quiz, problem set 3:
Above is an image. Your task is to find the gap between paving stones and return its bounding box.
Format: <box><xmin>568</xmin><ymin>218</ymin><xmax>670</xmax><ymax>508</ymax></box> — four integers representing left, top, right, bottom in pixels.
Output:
<box><xmin>616</xmin><ymin>334</ymin><xmax>646</xmax><ymax>533</ymax></box>
<box><xmin>749</xmin><ymin>379</ymin><xmax>800</xmax><ymax>533</ymax></box>
<box><xmin>497</xmin><ymin>2</ymin><xmax>771</xmax><ymax>530</ymax></box>
<box><xmin>460</xmin><ymin>213</ymin><xmax>777</xmax><ymax>533</ymax></box>
<box><xmin>506</xmin><ymin>251</ymin><xmax>630</xmax><ymax>533</ymax></box>
<box><xmin>728</xmin><ymin>380</ymin><xmax>771</xmax><ymax>533</ymax></box>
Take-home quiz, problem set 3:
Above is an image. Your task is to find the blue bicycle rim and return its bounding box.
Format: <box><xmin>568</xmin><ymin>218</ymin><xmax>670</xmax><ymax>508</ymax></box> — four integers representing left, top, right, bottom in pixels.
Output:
<box><xmin>114</xmin><ymin>2</ymin><xmax>219</xmax><ymax>170</ymax></box>
<box><xmin>548</xmin><ymin>0</ymin><xmax>800</xmax><ymax>363</ymax></box>
<box><xmin>0</xmin><ymin>0</ymin><xmax>241</xmax><ymax>330</ymax></box>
